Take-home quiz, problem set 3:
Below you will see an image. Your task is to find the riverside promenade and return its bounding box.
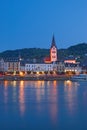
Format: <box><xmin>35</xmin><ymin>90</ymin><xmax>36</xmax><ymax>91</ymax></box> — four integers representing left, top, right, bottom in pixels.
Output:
<box><xmin>0</xmin><ymin>74</ymin><xmax>70</xmax><ymax>81</ymax></box>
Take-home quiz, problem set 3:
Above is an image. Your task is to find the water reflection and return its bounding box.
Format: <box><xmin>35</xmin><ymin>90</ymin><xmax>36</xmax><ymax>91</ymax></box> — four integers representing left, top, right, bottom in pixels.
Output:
<box><xmin>4</xmin><ymin>80</ymin><xmax>8</xmax><ymax>88</ymax></box>
<box><xmin>1</xmin><ymin>80</ymin><xmax>87</xmax><ymax>129</ymax></box>
<box><xmin>64</xmin><ymin>80</ymin><xmax>80</xmax><ymax>88</ymax></box>
<box><xmin>3</xmin><ymin>80</ymin><xmax>59</xmax><ymax>120</ymax></box>
<box><xmin>53</xmin><ymin>80</ymin><xmax>57</xmax><ymax>88</ymax></box>
<box><xmin>3</xmin><ymin>80</ymin><xmax>80</xmax><ymax>118</ymax></box>
<box><xmin>19</xmin><ymin>81</ymin><xmax>25</xmax><ymax>115</ymax></box>
<box><xmin>64</xmin><ymin>80</ymin><xmax>79</xmax><ymax>115</ymax></box>
<box><xmin>4</xmin><ymin>81</ymin><xmax>8</xmax><ymax>104</ymax></box>
<box><xmin>64</xmin><ymin>80</ymin><xmax>73</xmax><ymax>88</ymax></box>
<box><xmin>24</xmin><ymin>80</ymin><xmax>58</xmax><ymax>123</ymax></box>
<box><xmin>49</xmin><ymin>81</ymin><xmax>58</xmax><ymax>124</ymax></box>
<box><xmin>12</xmin><ymin>81</ymin><xmax>17</xmax><ymax>103</ymax></box>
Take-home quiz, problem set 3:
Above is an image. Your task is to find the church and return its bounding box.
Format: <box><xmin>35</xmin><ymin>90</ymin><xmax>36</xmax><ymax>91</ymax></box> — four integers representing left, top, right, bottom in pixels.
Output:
<box><xmin>25</xmin><ymin>36</ymin><xmax>58</xmax><ymax>73</ymax></box>
<box><xmin>44</xmin><ymin>35</ymin><xmax>58</xmax><ymax>63</ymax></box>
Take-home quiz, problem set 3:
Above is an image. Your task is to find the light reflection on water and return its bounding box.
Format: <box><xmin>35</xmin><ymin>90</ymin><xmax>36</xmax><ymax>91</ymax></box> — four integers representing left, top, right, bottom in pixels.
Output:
<box><xmin>64</xmin><ymin>80</ymin><xmax>78</xmax><ymax>116</ymax></box>
<box><xmin>4</xmin><ymin>81</ymin><xmax>8</xmax><ymax>104</ymax></box>
<box><xmin>0</xmin><ymin>80</ymin><xmax>87</xmax><ymax>129</ymax></box>
<box><xmin>19</xmin><ymin>81</ymin><xmax>25</xmax><ymax>115</ymax></box>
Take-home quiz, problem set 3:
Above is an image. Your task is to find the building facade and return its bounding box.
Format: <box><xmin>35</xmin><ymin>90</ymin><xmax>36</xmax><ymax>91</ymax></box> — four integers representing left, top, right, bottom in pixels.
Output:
<box><xmin>4</xmin><ymin>58</ymin><xmax>20</xmax><ymax>73</ymax></box>
<box><xmin>50</xmin><ymin>35</ymin><xmax>58</xmax><ymax>62</ymax></box>
<box><xmin>44</xmin><ymin>35</ymin><xmax>58</xmax><ymax>63</ymax></box>
<box><xmin>0</xmin><ymin>59</ymin><xmax>5</xmax><ymax>72</ymax></box>
<box><xmin>56</xmin><ymin>62</ymin><xmax>65</xmax><ymax>73</ymax></box>
<box><xmin>65</xmin><ymin>63</ymin><xmax>82</xmax><ymax>74</ymax></box>
<box><xmin>25</xmin><ymin>63</ymin><xmax>56</xmax><ymax>72</ymax></box>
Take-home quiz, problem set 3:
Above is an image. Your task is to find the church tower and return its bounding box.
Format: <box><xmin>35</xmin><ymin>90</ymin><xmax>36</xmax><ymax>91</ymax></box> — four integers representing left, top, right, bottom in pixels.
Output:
<box><xmin>50</xmin><ymin>35</ymin><xmax>57</xmax><ymax>62</ymax></box>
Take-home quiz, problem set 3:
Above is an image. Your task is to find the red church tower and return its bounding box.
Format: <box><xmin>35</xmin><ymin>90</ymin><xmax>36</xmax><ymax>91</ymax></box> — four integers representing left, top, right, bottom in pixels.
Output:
<box><xmin>44</xmin><ymin>35</ymin><xmax>58</xmax><ymax>63</ymax></box>
<box><xmin>50</xmin><ymin>35</ymin><xmax>58</xmax><ymax>62</ymax></box>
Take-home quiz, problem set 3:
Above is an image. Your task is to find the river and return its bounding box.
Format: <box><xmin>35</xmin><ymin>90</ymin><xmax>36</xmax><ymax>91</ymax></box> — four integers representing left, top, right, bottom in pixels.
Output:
<box><xmin>0</xmin><ymin>80</ymin><xmax>87</xmax><ymax>130</ymax></box>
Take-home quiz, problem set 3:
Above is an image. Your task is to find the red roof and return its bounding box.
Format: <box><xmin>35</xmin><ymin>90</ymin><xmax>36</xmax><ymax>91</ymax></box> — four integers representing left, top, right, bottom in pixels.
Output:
<box><xmin>44</xmin><ymin>57</ymin><xmax>51</xmax><ymax>63</ymax></box>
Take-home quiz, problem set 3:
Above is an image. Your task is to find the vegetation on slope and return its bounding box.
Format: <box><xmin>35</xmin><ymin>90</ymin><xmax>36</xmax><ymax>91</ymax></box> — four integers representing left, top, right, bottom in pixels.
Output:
<box><xmin>0</xmin><ymin>43</ymin><xmax>87</xmax><ymax>62</ymax></box>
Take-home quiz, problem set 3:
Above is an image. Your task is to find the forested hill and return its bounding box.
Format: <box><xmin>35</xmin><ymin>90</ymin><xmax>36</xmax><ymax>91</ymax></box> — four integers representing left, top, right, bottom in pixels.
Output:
<box><xmin>0</xmin><ymin>43</ymin><xmax>87</xmax><ymax>62</ymax></box>
<box><xmin>59</xmin><ymin>43</ymin><xmax>87</xmax><ymax>58</ymax></box>
<box><xmin>0</xmin><ymin>48</ymin><xmax>49</xmax><ymax>60</ymax></box>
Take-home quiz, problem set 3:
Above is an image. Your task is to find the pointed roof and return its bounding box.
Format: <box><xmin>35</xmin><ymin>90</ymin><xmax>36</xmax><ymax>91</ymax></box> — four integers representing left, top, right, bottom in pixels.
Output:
<box><xmin>51</xmin><ymin>35</ymin><xmax>57</xmax><ymax>48</ymax></box>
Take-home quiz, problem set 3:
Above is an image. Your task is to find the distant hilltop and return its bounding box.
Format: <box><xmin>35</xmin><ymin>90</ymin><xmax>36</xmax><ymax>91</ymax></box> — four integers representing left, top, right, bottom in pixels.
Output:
<box><xmin>0</xmin><ymin>43</ymin><xmax>87</xmax><ymax>63</ymax></box>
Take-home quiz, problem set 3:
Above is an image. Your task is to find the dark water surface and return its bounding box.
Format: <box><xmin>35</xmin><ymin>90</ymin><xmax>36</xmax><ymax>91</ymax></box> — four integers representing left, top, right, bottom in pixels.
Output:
<box><xmin>0</xmin><ymin>80</ymin><xmax>87</xmax><ymax>130</ymax></box>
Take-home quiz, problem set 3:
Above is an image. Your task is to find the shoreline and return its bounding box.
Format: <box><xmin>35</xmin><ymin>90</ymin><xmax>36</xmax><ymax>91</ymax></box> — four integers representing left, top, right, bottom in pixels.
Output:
<box><xmin>0</xmin><ymin>75</ymin><xmax>70</xmax><ymax>81</ymax></box>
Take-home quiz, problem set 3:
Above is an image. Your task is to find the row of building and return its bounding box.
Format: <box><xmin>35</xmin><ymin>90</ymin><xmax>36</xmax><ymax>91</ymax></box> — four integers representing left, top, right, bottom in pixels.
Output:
<box><xmin>0</xmin><ymin>58</ymin><xmax>82</xmax><ymax>74</ymax></box>
<box><xmin>0</xmin><ymin>36</ymin><xmax>85</xmax><ymax>75</ymax></box>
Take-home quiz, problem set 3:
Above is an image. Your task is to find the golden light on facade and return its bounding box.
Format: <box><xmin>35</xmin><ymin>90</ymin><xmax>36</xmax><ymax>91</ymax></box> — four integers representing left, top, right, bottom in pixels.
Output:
<box><xmin>64</xmin><ymin>60</ymin><xmax>76</xmax><ymax>64</ymax></box>
<box><xmin>41</xmin><ymin>71</ymin><xmax>44</xmax><ymax>74</ymax></box>
<box><xmin>36</xmin><ymin>72</ymin><xmax>39</xmax><ymax>75</ymax></box>
<box><xmin>53</xmin><ymin>71</ymin><xmax>56</xmax><ymax>74</ymax></box>
<box><xmin>13</xmin><ymin>71</ymin><xmax>16</xmax><ymax>75</ymax></box>
<box><xmin>20</xmin><ymin>72</ymin><xmax>24</xmax><ymax>76</ymax></box>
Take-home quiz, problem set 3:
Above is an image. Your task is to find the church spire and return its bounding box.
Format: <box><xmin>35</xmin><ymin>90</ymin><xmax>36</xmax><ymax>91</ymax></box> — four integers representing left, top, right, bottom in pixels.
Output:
<box><xmin>51</xmin><ymin>35</ymin><xmax>56</xmax><ymax>48</ymax></box>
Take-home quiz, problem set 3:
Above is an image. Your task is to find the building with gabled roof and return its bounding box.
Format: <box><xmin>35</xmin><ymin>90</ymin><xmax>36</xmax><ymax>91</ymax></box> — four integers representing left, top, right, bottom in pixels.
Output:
<box><xmin>44</xmin><ymin>35</ymin><xmax>58</xmax><ymax>63</ymax></box>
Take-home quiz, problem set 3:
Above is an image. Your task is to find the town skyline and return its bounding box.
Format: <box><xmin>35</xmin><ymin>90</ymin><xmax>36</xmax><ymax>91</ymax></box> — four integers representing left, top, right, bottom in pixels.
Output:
<box><xmin>0</xmin><ymin>1</ymin><xmax>87</xmax><ymax>130</ymax></box>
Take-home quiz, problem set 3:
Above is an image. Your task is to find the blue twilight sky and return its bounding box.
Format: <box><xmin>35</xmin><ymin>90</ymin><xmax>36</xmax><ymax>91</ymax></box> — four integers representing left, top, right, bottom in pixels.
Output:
<box><xmin>0</xmin><ymin>0</ymin><xmax>87</xmax><ymax>52</ymax></box>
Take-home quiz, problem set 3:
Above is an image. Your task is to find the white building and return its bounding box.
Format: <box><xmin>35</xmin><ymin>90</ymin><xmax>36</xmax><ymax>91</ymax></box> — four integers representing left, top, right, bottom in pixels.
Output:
<box><xmin>65</xmin><ymin>63</ymin><xmax>82</xmax><ymax>74</ymax></box>
<box><xmin>25</xmin><ymin>63</ymin><xmax>56</xmax><ymax>72</ymax></box>
<box><xmin>56</xmin><ymin>62</ymin><xmax>65</xmax><ymax>73</ymax></box>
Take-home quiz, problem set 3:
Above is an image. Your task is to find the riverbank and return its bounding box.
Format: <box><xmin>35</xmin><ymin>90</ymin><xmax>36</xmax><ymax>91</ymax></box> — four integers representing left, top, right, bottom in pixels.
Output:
<box><xmin>0</xmin><ymin>74</ymin><xmax>70</xmax><ymax>81</ymax></box>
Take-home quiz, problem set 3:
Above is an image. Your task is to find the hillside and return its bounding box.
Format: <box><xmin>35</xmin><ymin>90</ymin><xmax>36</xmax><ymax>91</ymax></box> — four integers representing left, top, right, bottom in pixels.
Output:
<box><xmin>0</xmin><ymin>48</ymin><xmax>49</xmax><ymax>60</ymax></box>
<box><xmin>0</xmin><ymin>43</ymin><xmax>87</xmax><ymax>62</ymax></box>
<box><xmin>65</xmin><ymin>43</ymin><xmax>87</xmax><ymax>62</ymax></box>
<box><xmin>67</xmin><ymin>43</ymin><xmax>87</xmax><ymax>56</ymax></box>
